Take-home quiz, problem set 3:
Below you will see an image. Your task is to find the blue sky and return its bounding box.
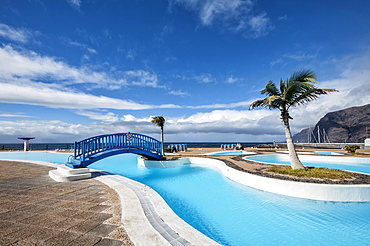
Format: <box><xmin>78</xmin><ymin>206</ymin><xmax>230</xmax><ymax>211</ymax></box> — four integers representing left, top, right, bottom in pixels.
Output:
<box><xmin>0</xmin><ymin>0</ymin><xmax>369</xmax><ymax>143</ymax></box>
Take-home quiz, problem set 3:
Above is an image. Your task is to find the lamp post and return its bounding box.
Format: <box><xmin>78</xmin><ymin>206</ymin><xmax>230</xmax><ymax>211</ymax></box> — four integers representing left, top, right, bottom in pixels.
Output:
<box><xmin>365</xmin><ymin>127</ymin><xmax>370</xmax><ymax>150</ymax></box>
<box><xmin>18</xmin><ymin>137</ymin><xmax>35</xmax><ymax>151</ymax></box>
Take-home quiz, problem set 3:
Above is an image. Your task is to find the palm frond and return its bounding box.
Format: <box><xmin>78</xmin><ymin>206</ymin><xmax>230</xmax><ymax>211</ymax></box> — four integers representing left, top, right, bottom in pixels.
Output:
<box><xmin>321</xmin><ymin>88</ymin><xmax>338</xmax><ymax>93</ymax></box>
<box><xmin>288</xmin><ymin>69</ymin><xmax>317</xmax><ymax>84</ymax></box>
<box><xmin>284</xmin><ymin>69</ymin><xmax>317</xmax><ymax>103</ymax></box>
<box><xmin>261</xmin><ymin>80</ymin><xmax>279</xmax><ymax>96</ymax></box>
<box><xmin>279</xmin><ymin>79</ymin><xmax>286</xmax><ymax>96</ymax></box>
<box><xmin>249</xmin><ymin>99</ymin><xmax>268</xmax><ymax>110</ymax></box>
<box><xmin>250</xmin><ymin>69</ymin><xmax>337</xmax><ymax>116</ymax></box>
<box><xmin>291</xmin><ymin>88</ymin><xmax>338</xmax><ymax>106</ymax></box>
<box><xmin>151</xmin><ymin>116</ymin><xmax>165</xmax><ymax>128</ymax></box>
<box><xmin>249</xmin><ymin>96</ymin><xmax>282</xmax><ymax>110</ymax></box>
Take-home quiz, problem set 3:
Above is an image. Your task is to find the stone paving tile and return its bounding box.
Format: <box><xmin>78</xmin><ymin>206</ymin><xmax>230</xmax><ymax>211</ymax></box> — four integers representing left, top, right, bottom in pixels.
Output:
<box><xmin>4</xmin><ymin>224</ymin><xmax>39</xmax><ymax>241</ymax></box>
<box><xmin>0</xmin><ymin>209</ymin><xmax>30</xmax><ymax>222</ymax></box>
<box><xmin>87</xmin><ymin>204</ymin><xmax>111</xmax><ymax>212</ymax></box>
<box><xmin>65</xmin><ymin>234</ymin><xmax>102</xmax><ymax>246</ymax></box>
<box><xmin>9</xmin><ymin>240</ymin><xmax>38</xmax><ymax>246</ymax></box>
<box><xmin>68</xmin><ymin>220</ymin><xmax>102</xmax><ymax>233</ymax></box>
<box><xmin>36</xmin><ymin>198</ymin><xmax>60</xmax><ymax>207</ymax></box>
<box><xmin>0</xmin><ymin>237</ymin><xmax>18</xmax><ymax>246</ymax></box>
<box><xmin>0</xmin><ymin>201</ymin><xmax>26</xmax><ymax>211</ymax></box>
<box><xmin>71</xmin><ymin>210</ymin><xmax>103</xmax><ymax>220</ymax></box>
<box><xmin>0</xmin><ymin>222</ymin><xmax>24</xmax><ymax>236</ymax></box>
<box><xmin>88</xmin><ymin>212</ymin><xmax>113</xmax><ymax>223</ymax></box>
<box><xmin>18</xmin><ymin>213</ymin><xmax>49</xmax><ymax>225</ymax></box>
<box><xmin>0</xmin><ymin>160</ymin><xmax>134</xmax><ymax>246</ymax></box>
<box><xmin>36</xmin><ymin>217</ymin><xmax>68</xmax><ymax>230</ymax></box>
<box><xmin>87</xmin><ymin>223</ymin><xmax>119</xmax><ymax>237</ymax></box>
<box><xmin>19</xmin><ymin>204</ymin><xmax>50</xmax><ymax>214</ymax></box>
<box><xmin>21</xmin><ymin>227</ymin><xmax>59</xmax><ymax>244</ymax></box>
<box><xmin>105</xmin><ymin>226</ymin><xmax>133</xmax><ymax>243</ymax></box>
<box><xmin>85</xmin><ymin>197</ymin><xmax>108</xmax><ymax>204</ymax></box>
<box><xmin>54</xmin><ymin>208</ymin><xmax>81</xmax><ymax>218</ymax></box>
<box><xmin>58</xmin><ymin>200</ymin><xmax>91</xmax><ymax>210</ymax></box>
<box><xmin>43</xmin><ymin>230</ymin><xmax>82</xmax><ymax>246</ymax></box>
<box><xmin>95</xmin><ymin>238</ymin><xmax>125</xmax><ymax>246</ymax></box>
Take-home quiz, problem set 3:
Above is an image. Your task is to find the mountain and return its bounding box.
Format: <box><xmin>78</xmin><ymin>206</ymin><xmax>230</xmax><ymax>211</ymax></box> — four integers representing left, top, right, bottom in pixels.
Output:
<box><xmin>293</xmin><ymin>104</ymin><xmax>370</xmax><ymax>143</ymax></box>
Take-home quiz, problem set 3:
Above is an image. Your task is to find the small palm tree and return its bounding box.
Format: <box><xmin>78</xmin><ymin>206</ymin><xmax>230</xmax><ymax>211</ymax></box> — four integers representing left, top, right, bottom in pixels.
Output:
<box><xmin>151</xmin><ymin>116</ymin><xmax>166</xmax><ymax>156</ymax></box>
<box><xmin>249</xmin><ymin>69</ymin><xmax>337</xmax><ymax>169</ymax></box>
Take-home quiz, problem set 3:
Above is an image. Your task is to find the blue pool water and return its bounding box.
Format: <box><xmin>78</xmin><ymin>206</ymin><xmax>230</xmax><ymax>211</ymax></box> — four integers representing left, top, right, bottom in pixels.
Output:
<box><xmin>208</xmin><ymin>151</ymin><xmax>246</xmax><ymax>155</ymax></box>
<box><xmin>1</xmin><ymin>152</ymin><xmax>370</xmax><ymax>245</ymax></box>
<box><xmin>0</xmin><ymin>151</ymin><xmax>71</xmax><ymax>163</ymax></box>
<box><xmin>245</xmin><ymin>154</ymin><xmax>370</xmax><ymax>174</ymax></box>
<box><xmin>313</xmin><ymin>151</ymin><xmax>343</xmax><ymax>155</ymax></box>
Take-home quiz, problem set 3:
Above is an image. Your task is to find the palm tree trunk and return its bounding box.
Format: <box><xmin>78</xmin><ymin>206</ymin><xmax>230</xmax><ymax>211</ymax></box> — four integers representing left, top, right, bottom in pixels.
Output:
<box><xmin>283</xmin><ymin>117</ymin><xmax>305</xmax><ymax>170</ymax></box>
<box><xmin>160</xmin><ymin>126</ymin><xmax>164</xmax><ymax>156</ymax></box>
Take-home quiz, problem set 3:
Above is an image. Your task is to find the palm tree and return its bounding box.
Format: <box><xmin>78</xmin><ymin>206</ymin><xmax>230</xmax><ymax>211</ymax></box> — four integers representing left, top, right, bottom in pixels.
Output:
<box><xmin>249</xmin><ymin>69</ymin><xmax>337</xmax><ymax>169</ymax></box>
<box><xmin>151</xmin><ymin>116</ymin><xmax>166</xmax><ymax>156</ymax></box>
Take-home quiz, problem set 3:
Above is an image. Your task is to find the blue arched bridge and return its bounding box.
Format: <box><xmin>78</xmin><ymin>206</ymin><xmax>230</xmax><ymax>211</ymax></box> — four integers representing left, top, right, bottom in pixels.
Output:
<box><xmin>66</xmin><ymin>132</ymin><xmax>164</xmax><ymax>168</ymax></box>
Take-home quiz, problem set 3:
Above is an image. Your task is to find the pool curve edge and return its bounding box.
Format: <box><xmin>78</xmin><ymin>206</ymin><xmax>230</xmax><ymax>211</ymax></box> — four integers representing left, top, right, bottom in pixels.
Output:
<box><xmin>140</xmin><ymin>157</ymin><xmax>370</xmax><ymax>202</ymax></box>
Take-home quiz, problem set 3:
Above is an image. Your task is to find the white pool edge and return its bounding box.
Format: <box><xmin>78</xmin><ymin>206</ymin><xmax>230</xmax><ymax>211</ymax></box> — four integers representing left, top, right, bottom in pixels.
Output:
<box><xmin>141</xmin><ymin>157</ymin><xmax>370</xmax><ymax>202</ymax></box>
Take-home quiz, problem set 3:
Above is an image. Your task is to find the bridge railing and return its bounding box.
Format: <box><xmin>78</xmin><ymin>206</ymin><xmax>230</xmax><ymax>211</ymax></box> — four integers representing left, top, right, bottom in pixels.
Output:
<box><xmin>74</xmin><ymin>132</ymin><xmax>162</xmax><ymax>162</ymax></box>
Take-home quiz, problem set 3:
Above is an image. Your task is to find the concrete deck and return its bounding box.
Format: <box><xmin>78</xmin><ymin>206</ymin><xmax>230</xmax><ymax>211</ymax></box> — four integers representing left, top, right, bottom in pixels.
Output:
<box><xmin>0</xmin><ymin>160</ymin><xmax>133</xmax><ymax>246</ymax></box>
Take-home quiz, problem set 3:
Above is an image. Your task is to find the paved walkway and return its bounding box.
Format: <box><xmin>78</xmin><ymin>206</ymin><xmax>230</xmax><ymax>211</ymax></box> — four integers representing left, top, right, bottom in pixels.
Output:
<box><xmin>0</xmin><ymin>160</ymin><xmax>134</xmax><ymax>246</ymax></box>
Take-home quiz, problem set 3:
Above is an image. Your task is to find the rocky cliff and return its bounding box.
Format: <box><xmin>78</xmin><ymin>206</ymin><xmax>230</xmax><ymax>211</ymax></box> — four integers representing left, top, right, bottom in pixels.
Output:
<box><xmin>293</xmin><ymin>104</ymin><xmax>370</xmax><ymax>143</ymax></box>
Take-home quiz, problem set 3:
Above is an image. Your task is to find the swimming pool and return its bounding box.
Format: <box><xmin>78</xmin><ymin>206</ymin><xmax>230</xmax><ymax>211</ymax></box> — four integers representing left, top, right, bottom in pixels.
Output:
<box><xmin>1</xmin><ymin>151</ymin><xmax>369</xmax><ymax>245</ymax></box>
<box><xmin>207</xmin><ymin>150</ymin><xmax>255</xmax><ymax>155</ymax></box>
<box><xmin>245</xmin><ymin>154</ymin><xmax>370</xmax><ymax>174</ymax></box>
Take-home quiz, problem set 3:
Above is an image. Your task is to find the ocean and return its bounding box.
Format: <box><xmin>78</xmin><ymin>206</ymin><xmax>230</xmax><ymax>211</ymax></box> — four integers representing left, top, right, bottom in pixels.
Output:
<box><xmin>0</xmin><ymin>142</ymin><xmax>271</xmax><ymax>151</ymax></box>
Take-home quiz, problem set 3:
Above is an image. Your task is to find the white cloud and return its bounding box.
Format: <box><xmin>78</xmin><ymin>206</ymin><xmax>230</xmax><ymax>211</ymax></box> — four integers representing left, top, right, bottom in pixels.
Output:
<box><xmin>247</xmin><ymin>12</ymin><xmax>272</xmax><ymax>38</ymax></box>
<box><xmin>125</xmin><ymin>70</ymin><xmax>161</xmax><ymax>87</ymax></box>
<box><xmin>168</xmin><ymin>90</ymin><xmax>190</xmax><ymax>97</ymax></box>
<box><xmin>0</xmin><ymin>108</ymin><xmax>284</xmax><ymax>143</ymax></box>
<box><xmin>64</xmin><ymin>39</ymin><xmax>97</xmax><ymax>54</ymax></box>
<box><xmin>269</xmin><ymin>58</ymin><xmax>283</xmax><ymax>67</ymax></box>
<box><xmin>0</xmin><ymin>45</ymin><xmax>111</xmax><ymax>84</ymax></box>
<box><xmin>226</xmin><ymin>76</ymin><xmax>240</xmax><ymax>84</ymax></box>
<box><xmin>164</xmin><ymin>56</ymin><xmax>178</xmax><ymax>63</ymax></box>
<box><xmin>0</xmin><ymin>23</ymin><xmax>30</xmax><ymax>43</ymax></box>
<box><xmin>200</xmin><ymin>0</ymin><xmax>251</xmax><ymax>26</ymax></box>
<box><xmin>179</xmin><ymin>47</ymin><xmax>370</xmax><ymax>139</ymax></box>
<box><xmin>172</xmin><ymin>0</ymin><xmax>252</xmax><ymax>25</ymax></box>
<box><xmin>67</xmin><ymin>0</ymin><xmax>81</xmax><ymax>9</ymax></box>
<box><xmin>0</xmin><ymin>81</ymin><xmax>154</xmax><ymax>110</ymax></box>
<box><xmin>121</xmin><ymin>109</ymin><xmax>283</xmax><ymax>138</ymax></box>
<box><xmin>268</xmin><ymin>47</ymin><xmax>370</xmax><ymax>134</ymax></box>
<box><xmin>284</xmin><ymin>52</ymin><xmax>317</xmax><ymax>61</ymax></box>
<box><xmin>0</xmin><ymin>113</ymin><xmax>30</xmax><ymax>118</ymax></box>
<box><xmin>193</xmin><ymin>73</ymin><xmax>214</xmax><ymax>83</ymax></box>
<box><xmin>270</xmin><ymin>51</ymin><xmax>318</xmax><ymax>68</ymax></box>
<box><xmin>171</xmin><ymin>0</ymin><xmax>272</xmax><ymax>38</ymax></box>
<box><xmin>126</xmin><ymin>49</ymin><xmax>136</xmax><ymax>60</ymax></box>
<box><xmin>2</xmin><ymin>46</ymin><xmax>367</xmax><ymax>143</ymax></box>
<box><xmin>75</xmin><ymin>110</ymin><xmax>119</xmax><ymax>123</ymax></box>
<box><xmin>0</xmin><ymin>45</ymin><xmax>164</xmax><ymax>90</ymax></box>
<box><xmin>121</xmin><ymin>114</ymin><xmax>152</xmax><ymax>122</ymax></box>
<box><xmin>189</xmin><ymin>100</ymin><xmax>251</xmax><ymax>109</ymax></box>
<box><xmin>0</xmin><ymin>120</ymin><xmax>108</xmax><ymax>142</ymax></box>
<box><xmin>176</xmin><ymin>73</ymin><xmax>215</xmax><ymax>83</ymax></box>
